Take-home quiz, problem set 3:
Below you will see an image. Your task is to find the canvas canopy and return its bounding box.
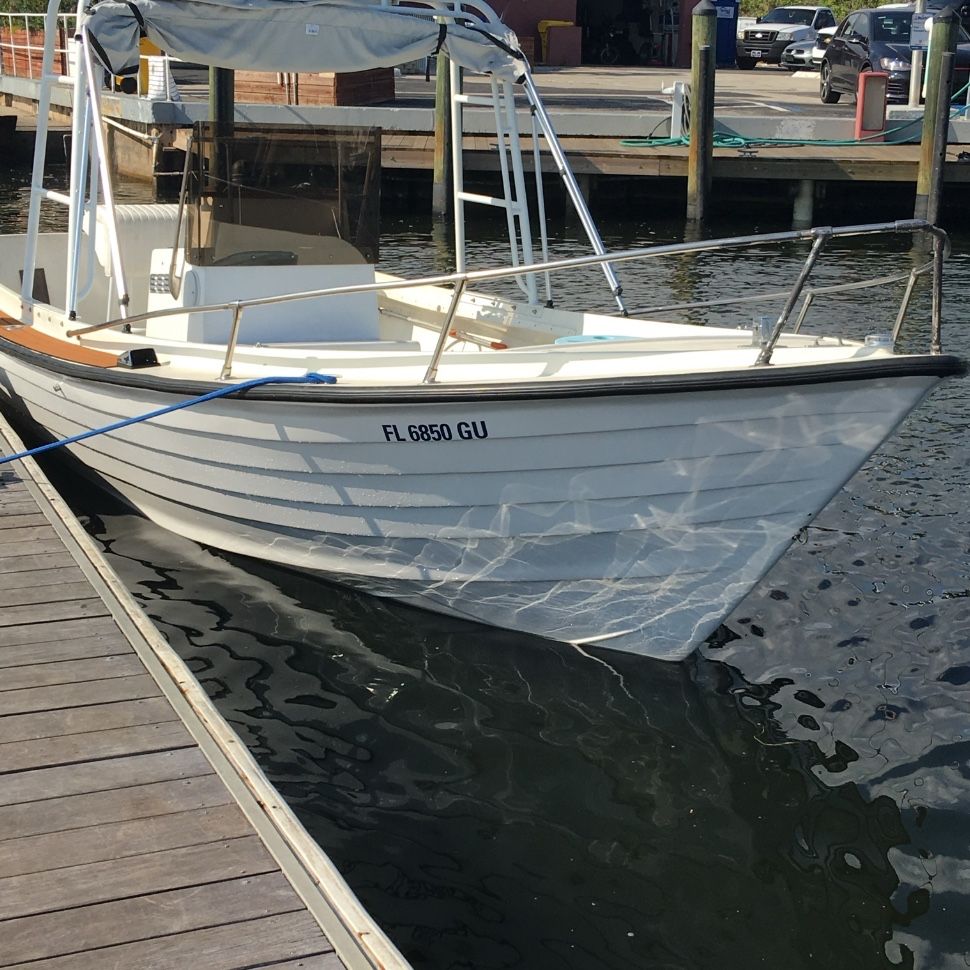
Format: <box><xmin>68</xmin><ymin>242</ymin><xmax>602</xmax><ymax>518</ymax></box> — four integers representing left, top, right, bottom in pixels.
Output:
<box><xmin>82</xmin><ymin>0</ymin><xmax>526</xmax><ymax>80</ymax></box>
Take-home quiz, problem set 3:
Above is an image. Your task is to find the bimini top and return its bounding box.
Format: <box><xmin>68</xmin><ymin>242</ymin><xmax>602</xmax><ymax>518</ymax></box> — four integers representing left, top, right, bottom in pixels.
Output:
<box><xmin>82</xmin><ymin>0</ymin><xmax>526</xmax><ymax>81</ymax></box>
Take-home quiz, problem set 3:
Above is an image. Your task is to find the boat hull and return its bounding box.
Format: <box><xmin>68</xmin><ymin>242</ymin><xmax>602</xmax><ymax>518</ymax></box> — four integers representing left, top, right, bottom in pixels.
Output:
<box><xmin>0</xmin><ymin>348</ymin><xmax>943</xmax><ymax>658</ymax></box>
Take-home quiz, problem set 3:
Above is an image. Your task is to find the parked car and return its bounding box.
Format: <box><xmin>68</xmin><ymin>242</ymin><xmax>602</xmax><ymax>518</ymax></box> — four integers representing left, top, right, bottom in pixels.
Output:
<box><xmin>880</xmin><ymin>0</ymin><xmax>970</xmax><ymax>32</ymax></box>
<box><xmin>780</xmin><ymin>22</ymin><xmax>836</xmax><ymax>69</ymax></box>
<box><xmin>819</xmin><ymin>5</ymin><xmax>970</xmax><ymax>103</ymax></box>
<box><xmin>780</xmin><ymin>37</ymin><xmax>815</xmax><ymax>69</ymax></box>
<box><xmin>737</xmin><ymin>5</ymin><xmax>838</xmax><ymax>69</ymax></box>
<box><xmin>811</xmin><ymin>24</ymin><xmax>837</xmax><ymax>66</ymax></box>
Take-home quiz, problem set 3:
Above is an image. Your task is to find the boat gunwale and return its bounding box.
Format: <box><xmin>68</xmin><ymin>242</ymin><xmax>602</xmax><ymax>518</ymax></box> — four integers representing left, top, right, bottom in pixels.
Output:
<box><xmin>0</xmin><ymin>332</ymin><xmax>963</xmax><ymax>403</ymax></box>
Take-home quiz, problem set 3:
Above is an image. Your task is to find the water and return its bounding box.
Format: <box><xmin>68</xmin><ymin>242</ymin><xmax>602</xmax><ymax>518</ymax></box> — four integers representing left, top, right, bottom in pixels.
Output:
<box><xmin>2</xmin><ymin>165</ymin><xmax>969</xmax><ymax>969</ymax></box>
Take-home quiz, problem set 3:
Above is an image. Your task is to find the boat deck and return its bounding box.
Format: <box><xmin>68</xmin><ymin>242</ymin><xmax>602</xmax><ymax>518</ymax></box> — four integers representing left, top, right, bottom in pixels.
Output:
<box><xmin>0</xmin><ymin>414</ymin><xmax>402</xmax><ymax>969</ymax></box>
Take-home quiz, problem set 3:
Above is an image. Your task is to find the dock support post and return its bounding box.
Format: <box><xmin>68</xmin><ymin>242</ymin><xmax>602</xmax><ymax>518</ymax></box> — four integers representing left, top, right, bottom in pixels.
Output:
<box><xmin>209</xmin><ymin>67</ymin><xmax>234</xmax><ymax>130</ymax></box>
<box><xmin>792</xmin><ymin>179</ymin><xmax>814</xmax><ymax>228</ymax></box>
<box><xmin>687</xmin><ymin>0</ymin><xmax>716</xmax><ymax>222</ymax></box>
<box><xmin>915</xmin><ymin>9</ymin><xmax>958</xmax><ymax>223</ymax></box>
<box><xmin>209</xmin><ymin>67</ymin><xmax>234</xmax><ymax>189</ymax></box>
<box><xmin>432</xmin><ymin>50</ymin><xmax>452</xmax><ymax>218</ymax></box>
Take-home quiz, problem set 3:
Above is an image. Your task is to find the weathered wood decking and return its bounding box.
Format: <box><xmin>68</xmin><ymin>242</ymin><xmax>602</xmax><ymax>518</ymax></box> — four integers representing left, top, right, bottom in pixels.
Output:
<box><xmin>379</xmin><ymin>132</ymin><xmax>970</xmax><ymax>184</ymax></box>
<box><xmin>0</xmin><ymin>415</ymin><xmax>406</xmax><ymax>969</ymax></box>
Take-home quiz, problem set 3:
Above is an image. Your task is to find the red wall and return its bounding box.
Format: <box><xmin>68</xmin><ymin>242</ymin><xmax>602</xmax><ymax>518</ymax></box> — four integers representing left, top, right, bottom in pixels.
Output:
<box><xmin>676</xmin><ymin>0</ymin><xmax>703</xmax><ymax>67</ymax></box>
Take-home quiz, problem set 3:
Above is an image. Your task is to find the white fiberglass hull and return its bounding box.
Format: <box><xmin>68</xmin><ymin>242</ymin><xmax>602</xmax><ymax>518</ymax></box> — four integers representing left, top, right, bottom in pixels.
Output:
<box><xmin>0</xmin><ymin>348</ymin><xmax>941</xmax><ymax>659</ymax></box>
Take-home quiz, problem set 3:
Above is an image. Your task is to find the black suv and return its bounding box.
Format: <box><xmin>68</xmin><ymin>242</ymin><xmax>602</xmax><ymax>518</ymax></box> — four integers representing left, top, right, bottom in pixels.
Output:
<box><xmin>820</xmin><ymin>5</ymin><xmax>970</xmax><ymax>103</ymax></box>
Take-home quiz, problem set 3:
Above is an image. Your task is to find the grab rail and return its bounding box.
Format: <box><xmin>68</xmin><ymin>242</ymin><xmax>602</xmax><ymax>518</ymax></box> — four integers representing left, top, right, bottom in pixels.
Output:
<box><xmin>65</xmin><ymin>219</ymin><xmax>948</xmax><ymax>379</ymax></box>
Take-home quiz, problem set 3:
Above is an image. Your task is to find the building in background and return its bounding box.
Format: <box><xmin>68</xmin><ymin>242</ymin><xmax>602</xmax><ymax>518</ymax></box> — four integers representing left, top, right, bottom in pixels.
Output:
<box><xmin>491</xmin><ymin>0</ymin><xmax>712</xmax><ymax>68</ymax></box>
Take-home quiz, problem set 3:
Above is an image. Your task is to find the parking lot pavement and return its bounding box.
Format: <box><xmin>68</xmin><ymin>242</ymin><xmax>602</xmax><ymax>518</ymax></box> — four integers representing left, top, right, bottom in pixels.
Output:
<box><xmin>173</xmin><ymin>61</ymin><xmax>851</xmax><ymax>118</ymax></box>
<box><xmin>396</xmin><ymin>64</ymin><xmax>850</xmax><ymax>117</ymax></box>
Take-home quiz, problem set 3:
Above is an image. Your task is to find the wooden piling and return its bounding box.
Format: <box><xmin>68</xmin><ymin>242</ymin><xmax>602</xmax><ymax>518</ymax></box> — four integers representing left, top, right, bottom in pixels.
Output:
<box><xmin>915</xmin><ymin>8</ymin><xmax>959</xmax><ymax>221</ymax></box>
<box><xmin>209</xmin><ymin>67</ymin><xmax>234</xmax><ymax>128</ymax></box>
<box><xmin>432</xmin><ymin>51</ymin><xmax>451</xmax><ymax>218</ymax></box>
<box><xmin>687</xmin><ymin>0</ymin><xmax>716</xmax><ymax>222</ymax></box>
<box><xmin>792</xmin><ymin>178</ymin><xmax>815</xmax><ymax>228</ymax></box>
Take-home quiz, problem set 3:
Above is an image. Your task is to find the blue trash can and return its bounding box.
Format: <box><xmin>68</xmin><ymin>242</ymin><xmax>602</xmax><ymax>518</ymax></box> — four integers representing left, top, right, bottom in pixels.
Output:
<box><xmin>712</xmin><ymin>0</ymin><xmax>739</xmax><ymax>67</ymax></box>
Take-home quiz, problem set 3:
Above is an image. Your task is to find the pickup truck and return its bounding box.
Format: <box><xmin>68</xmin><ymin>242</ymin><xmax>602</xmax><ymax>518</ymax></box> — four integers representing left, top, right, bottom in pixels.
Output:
<box><xmin>737</xmin><ymin>5</ymin><xmax>838</xmax><ymax>68</ymax></box>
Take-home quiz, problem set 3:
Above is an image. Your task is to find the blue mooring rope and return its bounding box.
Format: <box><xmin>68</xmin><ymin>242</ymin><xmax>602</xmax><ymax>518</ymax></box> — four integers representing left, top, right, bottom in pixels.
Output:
<box><xmin>0</xmin><ymin>371</ymin><xmax>337</xmax><ymax>467</ymax></box>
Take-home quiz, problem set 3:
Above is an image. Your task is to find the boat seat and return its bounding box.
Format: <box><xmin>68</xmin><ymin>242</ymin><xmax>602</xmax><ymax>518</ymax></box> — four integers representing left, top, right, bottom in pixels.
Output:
<box><xmin>152</xmin><ymin>256</ymin><xmax>381</xmax><ymax>345</ymax></box>
<box><xmin>87</xmin><ymin>204</ymin><xmax>180</xmax><ymax>283</ymax></box>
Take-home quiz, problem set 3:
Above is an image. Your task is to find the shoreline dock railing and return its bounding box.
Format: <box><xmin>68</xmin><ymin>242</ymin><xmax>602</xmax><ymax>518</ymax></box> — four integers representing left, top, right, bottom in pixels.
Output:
<box><xmin>1</xmin><ymin>13</ymin><xmax>177</xmax><ymax>99</ymax></box>
<box><xmin>0</xmin><ymin>12</ymin><xmax>74</xmax><ymax>81</ymax></box>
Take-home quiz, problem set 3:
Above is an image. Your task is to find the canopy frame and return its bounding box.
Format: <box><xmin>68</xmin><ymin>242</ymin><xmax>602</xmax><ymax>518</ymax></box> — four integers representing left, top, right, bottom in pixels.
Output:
<box><xmin>21</xmin><ymin>0</ymin><xmax>625</xmax><ymax>326</ymax></box>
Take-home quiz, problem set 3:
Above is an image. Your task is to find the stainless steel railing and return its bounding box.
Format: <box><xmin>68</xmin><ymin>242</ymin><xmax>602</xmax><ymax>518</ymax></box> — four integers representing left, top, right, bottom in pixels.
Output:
<box><xmin>65</xmin><ymin>219</ymin><xmax>948</xmax><ymax>381</ymax></box>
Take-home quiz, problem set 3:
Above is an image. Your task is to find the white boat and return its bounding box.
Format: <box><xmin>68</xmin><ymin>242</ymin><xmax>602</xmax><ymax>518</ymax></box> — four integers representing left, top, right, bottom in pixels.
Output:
<box><xmin>0</xmin><ymin>0</ymin><xmax>963</xmax><ymax>659</ymax></box>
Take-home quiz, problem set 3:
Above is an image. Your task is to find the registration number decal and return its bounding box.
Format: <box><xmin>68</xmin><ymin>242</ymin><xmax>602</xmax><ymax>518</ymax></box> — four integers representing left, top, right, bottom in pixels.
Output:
<box><xmin>382</xmin><ymin>421</ymin><xmax>489</xmax><ymax>442</ymax></box>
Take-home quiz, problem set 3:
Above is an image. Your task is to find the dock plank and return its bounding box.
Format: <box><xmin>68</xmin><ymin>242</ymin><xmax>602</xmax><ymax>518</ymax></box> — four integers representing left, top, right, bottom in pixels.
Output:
<box><xmin>0</xmin><ymin>511</ymin><xmax>49</xmax><ymax>529</ymax></box>
<box><xmin>0</xmin><ymin>498</ymin><xmax>42</xmax><ymax>515</ymax></box>
<box><xmin>0</xmin><ymin>774</ymin><xmax>233</xmax><ymax>841</ymax></box>
<box><xmin>0</xmin><ymin>803</ymin><xmax>250</xmax><ymax>878</ymax></box>
<box><xmin>0</xmin><ymin>613</ymin><xmax>120</xmax><ymax>648</ymax></box>
<box><xmin>0</xmin><ymin>581</ymin><xmax>105</xmax><ymax>607</ymax></box>
<box><xmin>0</xmin><ymin>564</ymin><xmax>86</xmax><ymax>589</ymax></box>
<box><xmin>0</xmin><ymin>871</ymin><xmax>307</xmax><ymax>965</ymax></box>
<box><xmin>0</xmin><ymin>747</ymin><xmax>213</xmax><ymax>806</ymax></box>
<box><xmin>0</xmin><ymin>633</ymin><xmax>130</xmax><ymax>668</ymax></box>
<box><xmin>0</xmin><ymin>552</ymin><xmax>75</xmax><ymax>574</ymax></box>
<box><xmin>3</xmin><ymin>911</ymin><xmax>339</xmax><ymax>970</ymax></box>
<box><xmin>258</xmin><ymin>959</ymin><xmax>346</xmax><ymax>969</ymax></box>
<box><xmin>0</xmin><ymin>597</ymin><xmax>112</xmax><ymax>627</ymax></box>
<box><xmin>0</xmin><ymin>535</ymin><xmax>78</xmax><ymax>558</ymax></box>
<box><xmin>0</xmin><ymin>673</ymin><xmax>161</xmax><ymax>716</ymax></box>
<box><xmin>0</xmin><ymin>719</ymin><xmax>195</xmax><ymax>773</ymax></box>
<box><xmin>0</xmin><ymin>654</ymin><xmax>145</xmax><ymax>691</ymax></box>
<box><xmin>0</xmin><ymin>697</ymin><xmax>176</xmax><ymax>744</ymax></box>
<box><xmin>0</xmin><ymin>524</ymin><xmax>60</xmax><ymax>545</ymax></box>
<box><xmin>0</xmin><ymin>834</ymin><xmax>277</xmax><ymax>920</ymax></box>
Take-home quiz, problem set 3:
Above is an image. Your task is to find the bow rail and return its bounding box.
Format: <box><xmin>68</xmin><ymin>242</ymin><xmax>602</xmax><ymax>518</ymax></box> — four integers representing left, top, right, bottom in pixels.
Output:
<box><xmin>64</xmin><ymin>219</ymin><xmax>948</xmax><ymax>381</ymax></box>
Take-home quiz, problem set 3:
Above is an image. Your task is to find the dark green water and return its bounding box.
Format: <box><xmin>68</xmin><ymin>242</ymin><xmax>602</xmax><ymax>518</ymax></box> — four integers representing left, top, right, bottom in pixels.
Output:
<box><xmin>2</xmin><ymin>164</ymin><xmax>969</xmax><ymax>969</ymax></box>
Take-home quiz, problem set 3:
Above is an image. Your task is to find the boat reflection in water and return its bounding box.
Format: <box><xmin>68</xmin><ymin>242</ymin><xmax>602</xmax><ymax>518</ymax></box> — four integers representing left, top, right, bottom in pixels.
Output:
<box><xmin>76</xmin><ymin>480</ymin><xmax>928</xmax><ymax>970</ymax></box>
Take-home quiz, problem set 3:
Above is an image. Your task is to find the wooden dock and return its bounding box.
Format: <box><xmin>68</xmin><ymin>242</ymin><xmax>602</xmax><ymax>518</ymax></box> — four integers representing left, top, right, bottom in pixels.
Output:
<box><xmin>380</xmin><ymin>132</ymin><xmax>970</xmax><ymax>185</ymax></box>
<box><xmin>0</xmin><ymin>414</ymin><xmax>407</xmax><ymax>969</ymax></box>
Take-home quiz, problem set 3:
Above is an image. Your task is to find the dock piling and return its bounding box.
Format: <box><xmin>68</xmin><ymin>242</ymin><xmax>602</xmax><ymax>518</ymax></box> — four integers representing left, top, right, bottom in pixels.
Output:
<box><xmin>209</xmin><ymin>66</ymin><xmax>234</xmax><ymax>129</ymax></box>
<box><xmin>687</xmin><ymin>0</ymin><xmax>716</xmax><ymax>222</ymax></box>
<box><xmin>792</xmin><ymin>179</ymin><xmax>815</xmax><ymax>228</ymax></box>
<box><xmin>432</xmin><ymin>50</ymin><xmax>451</xmax><ymax>218</ymax></box>
<box><xmin>915</xmin><ymin>8</ymin><xmax>958</xmax><ymax>222</ymax></box>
